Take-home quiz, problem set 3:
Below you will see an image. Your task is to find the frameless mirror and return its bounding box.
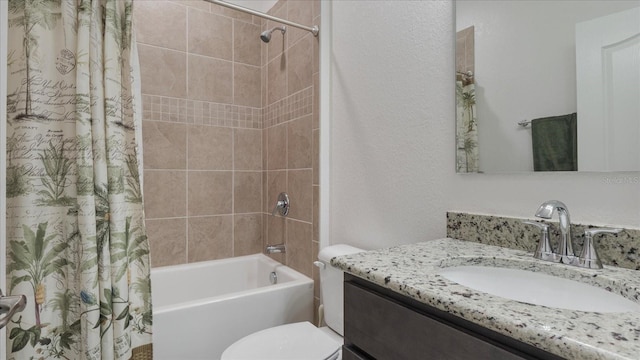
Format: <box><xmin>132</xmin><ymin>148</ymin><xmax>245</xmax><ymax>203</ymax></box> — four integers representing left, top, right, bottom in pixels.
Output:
<box><xmin>455</xmin><ymin>1</ymin><xmax>640</xmax><ymax>173</ymax></box>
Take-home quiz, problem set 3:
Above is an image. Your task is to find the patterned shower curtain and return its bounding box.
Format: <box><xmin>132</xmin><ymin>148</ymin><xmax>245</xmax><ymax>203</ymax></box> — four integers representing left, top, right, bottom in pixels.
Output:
<box><xmin>5</xmin><ymin>0</ymin><xmax>153</xmax><ymax>358</ymax></box>
<box><xmin>456</xmin><ymin>81</ymin><xmax>479</xmax><ymax>173</ymax></box>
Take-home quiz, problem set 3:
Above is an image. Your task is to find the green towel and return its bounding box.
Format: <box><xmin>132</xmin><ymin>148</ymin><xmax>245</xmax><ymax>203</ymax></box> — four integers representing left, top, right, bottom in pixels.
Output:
<box><xmin>531</xmin><ymin>113</ymin><xmax>577</xmax><ymax>171</ymax></box>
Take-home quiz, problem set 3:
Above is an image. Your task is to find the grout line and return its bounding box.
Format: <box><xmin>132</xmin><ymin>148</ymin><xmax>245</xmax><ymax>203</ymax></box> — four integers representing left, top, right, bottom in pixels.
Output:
<box><xmin>184</xmin><ymin>7</ymin><xmax>190</xmax><ymax>264</ymax></box>
<box><xmin>148</xmin><ymin>214</ymin><xmax>255</xmax><ymax>221</ymax></box>
<box><xmin>231</xmin><ymin>128</ymin><xmax>236</xmax><ymax>257</ymax></box>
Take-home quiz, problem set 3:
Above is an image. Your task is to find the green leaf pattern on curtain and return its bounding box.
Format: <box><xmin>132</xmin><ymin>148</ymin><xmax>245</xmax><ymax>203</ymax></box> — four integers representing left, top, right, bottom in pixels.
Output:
<box><xmin>456</xmin><ymin>81</ymin><xmax>479</xmax><ymax>173</ymax></box>
<box><xmin>6</xmin><ymin>0</ymin><xmax>153</xmax><ymax>358</ymax></box>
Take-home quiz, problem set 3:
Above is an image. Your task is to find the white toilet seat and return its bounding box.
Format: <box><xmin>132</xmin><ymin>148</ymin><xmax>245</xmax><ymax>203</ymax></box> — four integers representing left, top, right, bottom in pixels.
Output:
<box><xmin>221</xmin><ymin>321</ymin><xmax>341</xmax><ymax>360</ymax></box>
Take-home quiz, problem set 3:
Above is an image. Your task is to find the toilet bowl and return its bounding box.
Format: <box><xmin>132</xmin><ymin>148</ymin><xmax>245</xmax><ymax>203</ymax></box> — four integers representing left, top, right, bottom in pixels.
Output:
<box><xmin>221</xmin><ymin>244</ymin><xmax>364</xmax><ymax>360</ymax></box>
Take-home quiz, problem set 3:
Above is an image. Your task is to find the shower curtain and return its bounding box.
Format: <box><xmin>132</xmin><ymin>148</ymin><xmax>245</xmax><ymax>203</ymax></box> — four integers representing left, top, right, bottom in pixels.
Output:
<box><xmin>5</xmin><ymin>0</ymin><xmax>153</xmax><ymax>358</ymax></box>
<box><xmin>456</xmin><ymin>81</ymin><xmax>478</xmax><ymax>172</ymax></box>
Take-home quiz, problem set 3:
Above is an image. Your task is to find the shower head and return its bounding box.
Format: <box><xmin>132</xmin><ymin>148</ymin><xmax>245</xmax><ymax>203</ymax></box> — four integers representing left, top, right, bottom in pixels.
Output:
<box><xmin>260</xmin><ymin>26</ymin><xmax>286</xmax><ymax>43</ymax></box>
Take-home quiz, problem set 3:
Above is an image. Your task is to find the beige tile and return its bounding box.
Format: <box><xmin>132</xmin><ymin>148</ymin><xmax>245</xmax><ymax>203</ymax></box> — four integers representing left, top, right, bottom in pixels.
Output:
<box><xmin>143</xmin><ymin>170</ymin><xmax>186</xmax><ymax>218</ymax></box>
<box><xmin>267</xmin><ymin>170</ymin><xmax>287</xmax><ymax>215</ymax></box>
<box><xmin>147</xmin><ymin>218</ymin><xmax>187</xmax><ymax>267</ymax></box>
<box><xmin>234</xmin><ymin>214</ymin><xmax>263</xmax><ymax>256</ymax></box>
<box><xmin>188</xmin><ymin>171</ymin><xmax>233</xmax><ymax>215</ymax></box>
<box><xmin>286</xmin><ymin>219</ymin><xmax>312</xmax><ymax>277</ymax></box>
<box><xmin>188</xmin><ymin>8</ymin><xmax>232</xmax><ymax>60</ymax></box>
<box><xmin>287</xmin><ymin>0</ymin><xmax>313</xmax><ymax>46</ymax></box>
<box><xmin>312</xmin><ymin>0</ymin><xmax>321</xmax><ymax>20</ymax></box>
<box><xmin>210</xmin><ymin>3</ymin><xmax>253</xmax><ymax>23</ymax></box>
<box><xmin>261</xmin><ymin>63</ymin><xmax>267</xmax><ymax>109</ymax></box>
<box><xmin>455</xmin><ymin>37</ymin><xmax>465</xmax><ymax>73</ymax></box>
<box><xmin>188</xmin><ymin>55</ymin><xmax>232</xmax><ymax>103</ymax></box>
<box><xmin>314</xmin><ymin>296</ymin><xmax>321</xmax><ymax>326</ymax></box>
<box><xmin>266</xmin><ymin>214</ymin><xmax>286</xmax><ymax>263</ymax></box>
<box><xmin>234</xmin><ymin>171</ymin><xmax>262</xmax><ymax>213</ymax></box>
<box><xmin>188</xmin><ymin>215</ymin><xmax>233</xmax><ymax>262</ymax></box>
<box><xmin>267</xmin><ymin>124</ymin><xmax>287</xmax><ymax>169</ymax></box>
<box><xmin>143</xmin><ymin>121</ymin><xmax>187</xmax><ymax>170</ymax></box>
<box><xmin>234</xmin><ymin>64</ymin><xmax>261</xmax><ymax>107</ymax></box>
<box><xmin>267</xmin><ymin>0</ymin><xmax>286</xmax><ymax>16</ymax></box>
<box><xmin>288</xmin><ymin>115</ymin><xmax>312</xmax><ymax>169</ymax></box>
<box><xmin>313</xmin><ymin>185</ymin><xmax>319</xmax><ymax>241</ymax></box>
<box><xmin>138</xmin><ymin>44</ymin><xmax>187</xmax><ymax>98</ymax></box>
<box><xmin>262</xmin><ymin>128</ymin><xmax>268</xmax><ymax>171</ymax></box>
<box><xmin>262</xmin><ymin>213</ymin><xmax>268</xmax><ymax>241</ymax></box>
<box><xmin>262</xmin><ymin>169</ymin><xmax>269</xmax><ymax>213</ymax></box>
<box><xmin>169</xmin><ymin>0</ymin><xmax>210</xmax><ymax>11</ymax></box>
<box><xmin>312</xmin><ymin>128</ymin><xmax>319</xmax><ymax>184</ymax></box>
<box><xmin>267</xmin><ymin>55</ymin><xmax>287</xmax><ymax>105</ymax></box>
<box><xmin>234</xmin><ymin>20</ymin><xmax>261</xmax><ymax>66</ymax></box>
<box><xmin>313</xmin><ymin>23</ymin><xmax>320</xmax><ymax>74</ymax></box>
<box><xmin>288</xmin><ymin>169</ymin><xmax>312</xmax><ymax>222</ymax></box>
<box><xmin>312</xmin><ymin>73</ymin><xmax>319</xmax><ymax>129</ymax></box>
<box><xmin>288</xmin><ymin>35</ymin><xmax>313</xmax><ymax>95</ymax></box>
<box><xmin>234</xmin><ymin>128</ymin><xmax>262</xmax><ymax>170</ymax></box>
<box><xmin>135</xmin><ymin>1</ymin><xmax>186</xmax><ymax>51</ymax></box>
<box><xmin>312</xmin><ymin>240</ymin><xmax>319</xmax><ymax>298</ymax></box>
<box><xmin>188</xmin><ymin>125</ymin><xmax>232</xmax><ymax>170</ymax></box>
<box><xmin>266</xmin><ymin>5</ymin><xmax>287</xmax><ymax>62</ymax></box>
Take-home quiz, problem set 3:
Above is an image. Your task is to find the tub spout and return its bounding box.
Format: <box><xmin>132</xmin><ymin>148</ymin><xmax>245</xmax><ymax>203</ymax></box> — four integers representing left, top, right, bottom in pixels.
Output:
<box><xmin>265</xmin><ymin>244</ymin><xmax>286</xmax><ymax>254</ymax></box>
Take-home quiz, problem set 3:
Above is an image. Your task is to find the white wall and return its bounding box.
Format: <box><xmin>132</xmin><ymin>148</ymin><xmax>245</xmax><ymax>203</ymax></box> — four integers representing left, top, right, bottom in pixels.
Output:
<box><xmin>327</xmin><ymin>1</ymin><xmax>640</xmax><ymax>251</ymax></box>
<box><xmin>456</xmin><ymin>1</ymin><xmax>638</xmax><ymax>172</ymax></box>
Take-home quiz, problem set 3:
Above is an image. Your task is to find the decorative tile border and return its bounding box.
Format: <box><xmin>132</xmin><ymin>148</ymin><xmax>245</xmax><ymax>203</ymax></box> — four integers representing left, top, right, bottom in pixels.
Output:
<box><xmin>263</xmin><ymin>86</ymin><xmax>313</xmax><ymax>128</ymax></box>
<box><xmin>447</xmin><ymin>212</ymin><xmax>640</xmax><ymax>270</ymax></box>
<box><xmin>142</xmin><ymin>94</ymin><xmax>262</xmax><ymax>129</ymax></box>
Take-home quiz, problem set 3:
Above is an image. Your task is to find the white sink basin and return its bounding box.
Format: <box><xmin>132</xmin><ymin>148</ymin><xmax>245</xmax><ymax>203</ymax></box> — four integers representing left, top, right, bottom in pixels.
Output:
<box><xmin>438</xmin><ymin>266</ymin><xmax>640</xmax><ymax>313</ymax></box>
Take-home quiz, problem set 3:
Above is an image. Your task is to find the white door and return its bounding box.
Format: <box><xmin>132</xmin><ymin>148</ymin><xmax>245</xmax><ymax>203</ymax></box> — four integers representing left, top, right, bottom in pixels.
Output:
<box><xmin>576</xmin><ymin>7</ymin><xmax>640</xmax><ymax>171</ymax></box>
<box><xmin>1</xmin><ymin>0</ymin><xmax>8</xmax><ymax>358</ymax></box>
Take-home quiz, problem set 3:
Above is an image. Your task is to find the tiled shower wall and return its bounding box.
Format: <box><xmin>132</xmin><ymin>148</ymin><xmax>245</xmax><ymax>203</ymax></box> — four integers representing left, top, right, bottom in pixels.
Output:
<box><xmin>261</xmin><ymin>0</ymin><xmax>321</xmax><ymax>309</ymax></box>
<box><xmin>455</xmin><ymin>26</ymin><xmax>474</xmax><ymax>82</ymax></box>
<box><xmin>135</xmin><ymin>0</ymin><xmax>321</xmax><ymax>306</ymax></box>
<box><xmin>135</xmin><ymin>0</ymin><xmax>265</xmax><ymax>266</ymax></box>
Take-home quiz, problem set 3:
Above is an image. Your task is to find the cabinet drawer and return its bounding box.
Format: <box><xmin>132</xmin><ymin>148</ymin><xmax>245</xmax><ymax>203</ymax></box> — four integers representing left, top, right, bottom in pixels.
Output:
<box><xmin>344</xmin><ymin>282</ymin><xmax>527</xmax><ymax>360</ymax></box>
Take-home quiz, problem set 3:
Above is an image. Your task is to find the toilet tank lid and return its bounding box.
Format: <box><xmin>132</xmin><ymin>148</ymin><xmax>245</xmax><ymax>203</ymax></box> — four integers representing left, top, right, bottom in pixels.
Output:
<box><xmin>318</xmin><ymin>244</ymin><xmax>365</xmax><ymax>262</ymax></box>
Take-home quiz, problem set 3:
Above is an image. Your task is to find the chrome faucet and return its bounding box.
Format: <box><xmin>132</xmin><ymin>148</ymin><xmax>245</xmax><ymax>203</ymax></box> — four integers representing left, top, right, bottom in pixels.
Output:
<box><xmin>524</xmin><ymin>200</ymin><xmax>624</xmax><ymax>269</ymax></box>
<box><xmin>271</xmin><ymin>192</ymin><xmax>290</xmax><ymax>217</ymax></box>
<box><xmin>265</xmin><ymin>244</ymin><xmax>286</xmax><ymax>254</ymax></box>
<box><xmin>580</xmin><ymin>228</ymin><xmax>622</xmax><ymax>269</ymax></box>
<box><xmin>534</xmin><ymin>200</ymin><xmax>574</xmax><ymax>264</ymax></box>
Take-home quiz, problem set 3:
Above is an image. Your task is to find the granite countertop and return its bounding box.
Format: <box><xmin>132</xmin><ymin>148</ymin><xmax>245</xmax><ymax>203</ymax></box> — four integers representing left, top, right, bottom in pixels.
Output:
<box><xmin>331</xmin><ymin>238</ymin><xmax>640</xmax><ymax>360</ymax></box>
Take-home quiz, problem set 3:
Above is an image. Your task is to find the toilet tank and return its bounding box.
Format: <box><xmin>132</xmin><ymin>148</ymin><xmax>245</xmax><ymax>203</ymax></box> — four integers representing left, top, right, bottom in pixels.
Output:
<box><xmin>317</xmin><ymin>244</ymin><xmax>364</xmax><ymax>336</ymax></box>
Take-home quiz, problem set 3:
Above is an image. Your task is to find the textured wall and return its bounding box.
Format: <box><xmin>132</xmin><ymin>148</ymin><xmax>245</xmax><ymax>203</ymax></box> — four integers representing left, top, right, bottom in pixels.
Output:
<box><xmin>328</xmin><ymin>1</ymin><xmax>640</xmax><ymax>253</ymax></box>
<box><xmin>329</xmin><ymin>1</ymin><xmax>454</xmax><ymax>251</ymax></box>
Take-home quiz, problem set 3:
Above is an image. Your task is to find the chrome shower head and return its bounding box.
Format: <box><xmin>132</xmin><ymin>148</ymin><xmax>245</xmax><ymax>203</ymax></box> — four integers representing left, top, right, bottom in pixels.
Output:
<box><xmin>260</xmin><ymin>26</ymin><xmax>286</xmax><ymax>43</ymax></box>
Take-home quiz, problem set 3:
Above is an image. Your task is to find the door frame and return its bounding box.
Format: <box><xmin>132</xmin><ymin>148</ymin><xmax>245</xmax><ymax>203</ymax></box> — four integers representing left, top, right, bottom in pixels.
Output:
<box><xmin>1</xmin><ymin>0</ymin><xmax>8</xmax><ymax>358</ymax></box>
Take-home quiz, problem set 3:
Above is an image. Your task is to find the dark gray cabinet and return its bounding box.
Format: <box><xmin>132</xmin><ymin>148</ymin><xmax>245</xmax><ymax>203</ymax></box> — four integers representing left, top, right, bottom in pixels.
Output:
<box><xmin>343</xmin><ymin>274</ymin><xmax>564</xmax><ymax>360</ymax></box>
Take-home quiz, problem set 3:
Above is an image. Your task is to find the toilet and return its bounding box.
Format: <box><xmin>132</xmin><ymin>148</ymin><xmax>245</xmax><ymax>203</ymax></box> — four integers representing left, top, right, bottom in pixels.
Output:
<box><xmin>221</xmin><ymin>244</ymin><xmax>364</xmax><ymax>360</ymax></box>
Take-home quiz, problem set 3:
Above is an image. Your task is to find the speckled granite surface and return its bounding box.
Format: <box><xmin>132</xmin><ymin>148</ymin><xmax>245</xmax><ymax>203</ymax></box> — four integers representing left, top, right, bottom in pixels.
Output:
<box><xmin>332</xmin><ymin>238</ymin><xmax>640</xmax><ymax>360</ymax></box>
<box><xmin>447</xmin><ymin>212</ymin><xmax>640</xmax><ymax>270</ymax></box>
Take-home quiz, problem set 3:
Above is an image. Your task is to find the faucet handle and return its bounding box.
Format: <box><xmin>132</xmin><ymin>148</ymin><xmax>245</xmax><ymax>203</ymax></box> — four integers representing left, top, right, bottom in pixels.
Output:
<box><xmin>522</xmin><ymin>220</ymin><xmax>555</xmax><ymax>261</ymax></box>
<box><xmin>271</xmin><ymin>192</ymin><xmax>290</xmax><ymax>216</ymax></box>
<box><xmin>579</xmin><ymin>228</ymin><xmax>623</xmax><ymax>269</ymax></box>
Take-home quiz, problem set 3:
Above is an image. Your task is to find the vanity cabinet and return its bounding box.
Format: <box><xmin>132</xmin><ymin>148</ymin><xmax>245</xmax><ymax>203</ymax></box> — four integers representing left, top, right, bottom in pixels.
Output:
<box><xmin>343</xmin><ymin>274</ymin><xmax>563</xmax><ymax>360</ymax></box>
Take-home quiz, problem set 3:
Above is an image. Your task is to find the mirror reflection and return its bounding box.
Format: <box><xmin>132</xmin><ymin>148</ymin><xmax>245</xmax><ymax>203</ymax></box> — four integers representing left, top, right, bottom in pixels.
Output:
<box><xmin>455</xmin><ymin>1</ymin><xmax>640</xmax><ymax>173</ymax></box>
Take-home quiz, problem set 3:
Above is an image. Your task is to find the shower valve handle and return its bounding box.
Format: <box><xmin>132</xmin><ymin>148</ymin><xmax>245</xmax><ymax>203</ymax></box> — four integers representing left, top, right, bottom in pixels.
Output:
<box><xmin>271</xmin><ymin>192</ymin><xmax>290</xmax><ymax>217</ymax></box>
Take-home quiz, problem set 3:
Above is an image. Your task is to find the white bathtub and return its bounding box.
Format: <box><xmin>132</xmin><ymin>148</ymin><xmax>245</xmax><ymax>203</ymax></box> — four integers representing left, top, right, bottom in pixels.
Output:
<box><xmin>151</xmin><ymin>254</ymin><xmax>314</xmax><ymax>360</ymax></box>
